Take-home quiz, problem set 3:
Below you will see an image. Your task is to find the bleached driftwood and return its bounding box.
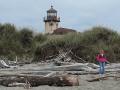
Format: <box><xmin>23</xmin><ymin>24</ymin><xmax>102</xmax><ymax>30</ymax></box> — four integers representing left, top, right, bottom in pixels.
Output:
<box><xmin>44</xmin><ymin>72</ymin><xmax>56</xmax><ymax>77</ymax></box>
<box><xmin>105</xmin><ymin>63</ymin><xmax>120</xmax><ymax>69</ymax></box>
<box><xmin>39</xmin><ymin>62</ymin><xmax>120</xmax><ymax>74</ymax></box>
<box><xmin>40</xmin><ymin>63</ymin><xmax>99</xmax><ymax>72</ymax></box>
<box><xmin>54</xmin><ymin>61</ymin><xmax>74</xmax><ymax>66</ymax></box>
<box><xmin>87</xmin><ymin>75</ymin><xmax>120</xmax><ymax>82</ymax></box>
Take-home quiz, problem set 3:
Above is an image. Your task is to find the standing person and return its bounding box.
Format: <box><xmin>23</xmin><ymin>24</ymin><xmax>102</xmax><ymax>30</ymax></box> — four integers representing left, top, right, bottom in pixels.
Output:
<box><xmin>97</xmin><ymin>50</ymin><xmax>106</xmax><ymax>74</ymax></box>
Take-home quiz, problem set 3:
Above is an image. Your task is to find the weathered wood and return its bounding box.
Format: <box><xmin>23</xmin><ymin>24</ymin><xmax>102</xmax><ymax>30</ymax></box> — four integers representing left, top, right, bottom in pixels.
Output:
<box><xmin>8</xmin><ymin>82</ymin><xmax>26</xmax><ymax>87</ymax></box>
<box><xmin>67</xmin><ymin>71</ymin><xmax>98</xmax><ymax>75</ymax></box>
<box><xmin>0</xmin><ymin>74</ymin><xmax>79</xmax><ymax>87</ymax></box>
<box><xmin>2</xmin><ymin>77</ymin><xmax>25</xmax><ymax>86</ymax></box>
<box><xmin>0</xmin><ymin>74</ymin><xmax>43</xmax><ymax>77</ymax></box>
<box><xmin>69</xmin><ymin>51</ymin><xmax>87</xmax><ymax>63</ymax></box>
<box><xmin>54</xmin><ymin>61</ymin><xmax>74</xmax><ymax>66</ymax></box>
<box><xmin>39</xmin><ymin>63</ymin><xmax>120</xmax><ymax>74</ymax></box>
<box><xmin>40</xmin><ymin>63</ymin><xmax>98</xmax><ymax>71</ymax></box>
<box><xmin>44</xmin><ymin>72</ymin><xmax>56</xmax><ymax>77</ymax></box>
<box><xmin>87</xmin><ymin>75</ymin><xmax>120</xmax><ymax>82</ymax></box>
<box><xmin>26</xmin><ymin>75</ymin><xmax>79</xmax><ymax>86</ymax></box>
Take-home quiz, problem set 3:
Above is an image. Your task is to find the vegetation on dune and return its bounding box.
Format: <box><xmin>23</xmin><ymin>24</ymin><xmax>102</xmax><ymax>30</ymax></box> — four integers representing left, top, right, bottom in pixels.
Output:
<box><xmin>35</xmin><ymin>26</ymin><xmax>120</xmax><ymax>63</ymax></box>
<box><xmin>0</xmin><ymin>23</ymin><xmax>120</xmax><ymax>63</ymax></box>
<box><xmin>0</xmin><ymin>23</ymin><xmax>36</xmax><ymax>61</ymax></box>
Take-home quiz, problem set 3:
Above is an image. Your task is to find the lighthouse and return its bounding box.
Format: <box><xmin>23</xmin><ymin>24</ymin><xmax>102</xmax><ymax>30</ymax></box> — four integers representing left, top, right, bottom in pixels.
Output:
<box><xmin>44</xmin><ymin>6</ymin><xmax>60</xmax><ymax>34</ymax></box>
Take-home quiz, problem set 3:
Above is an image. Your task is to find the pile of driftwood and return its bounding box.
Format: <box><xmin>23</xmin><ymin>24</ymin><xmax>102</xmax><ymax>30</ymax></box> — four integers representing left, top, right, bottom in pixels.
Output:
<box><xmin>38</xmin><ymin>61</ymin><xmax>120</xmax><ymax>74</ymax></box>
<box><xmin>1</xmin><ymin>50</ymin><xmax>120</xmax><ymax>88</ymax></box>
<box><xmin>38</xmin><ymin>50</ymin><xmax>120</xmax><ymax>75</ymax></box>
<box><xmin>0</xmin><ymin>62</ymin><xmax>120</xmax><ymax>88</ymax></box>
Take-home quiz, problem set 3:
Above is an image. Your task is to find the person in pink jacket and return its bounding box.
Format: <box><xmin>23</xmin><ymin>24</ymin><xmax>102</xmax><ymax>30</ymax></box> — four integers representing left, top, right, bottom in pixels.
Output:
<box><xmin>97</xmin><ymin>50</ymin><xmax>106</xmax><ymax>74</ymax></box>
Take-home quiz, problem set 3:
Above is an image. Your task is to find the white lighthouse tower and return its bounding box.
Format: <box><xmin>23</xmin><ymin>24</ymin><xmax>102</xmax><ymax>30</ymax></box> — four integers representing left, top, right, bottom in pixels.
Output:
<box><xmin>44</xmin><ymin>6</ymin><xmax>60</xmax><ymax>34</ymax></box>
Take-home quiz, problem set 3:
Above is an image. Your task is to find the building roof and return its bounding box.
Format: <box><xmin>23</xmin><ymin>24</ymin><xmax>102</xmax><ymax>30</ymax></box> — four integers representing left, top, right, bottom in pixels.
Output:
<box><xmin>53</xmin><ymin>28</ymin><xmax>77</xmax><ymax>35</ymax></box>
<box><xmin>47</xmin><ymin>6</ymin><xmax>57</xmax><ymax>13</ymax></box>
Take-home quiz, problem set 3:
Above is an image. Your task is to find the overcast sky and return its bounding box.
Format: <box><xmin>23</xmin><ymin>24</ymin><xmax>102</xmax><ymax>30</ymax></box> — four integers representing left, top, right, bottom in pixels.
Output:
<box><xmin>0</xmin><ymin>0</ymin><xmax>120</xmax><ymax>33</ymax></box>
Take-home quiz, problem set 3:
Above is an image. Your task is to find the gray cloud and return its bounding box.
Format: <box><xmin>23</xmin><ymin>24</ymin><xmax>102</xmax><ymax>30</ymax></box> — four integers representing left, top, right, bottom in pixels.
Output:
<box><xmin>0</xmin><ymin>0</ymin><xmax>120</xmax><ymax>33</ymax></box>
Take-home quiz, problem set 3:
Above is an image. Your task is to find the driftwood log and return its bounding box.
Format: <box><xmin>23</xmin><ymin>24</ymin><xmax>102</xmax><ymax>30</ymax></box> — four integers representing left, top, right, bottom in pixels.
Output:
<box><xmin>0</xmin><ymin>74</ymin><xmax>79</xmax><ymax>87</ymax></box>
<box><xmin>87</xmin><ymin>75</ymin><xmax>120</xmax><ymax>82</ymax></box>
<box><xmin>40</xmin><ymin>63</ymin><xmax>99</xmax><ymax>71</ymax></box>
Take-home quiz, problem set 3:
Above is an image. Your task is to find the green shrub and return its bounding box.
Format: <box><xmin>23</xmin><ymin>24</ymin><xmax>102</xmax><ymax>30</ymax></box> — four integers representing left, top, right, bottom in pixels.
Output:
<box><xmin>34</xmin><ymin>43</ymin><xmax>59</xmax><ymax>61</ymax></box>
<box><xmin>7</xmin><ymin>52</ymin><xmax>16</xmax><ymax>61</ymax></box>
<box><xmin>34</xmin><ymin>33</ymin><xmax>47</xmax><ymax>44</ymax></box>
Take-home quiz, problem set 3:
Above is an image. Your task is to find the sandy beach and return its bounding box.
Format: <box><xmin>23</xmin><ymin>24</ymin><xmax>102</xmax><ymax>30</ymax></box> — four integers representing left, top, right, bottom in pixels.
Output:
<box><xmin>0</xmin><ymin>63</ymin><xmax>120</xmax><ymax>90</ymax></box>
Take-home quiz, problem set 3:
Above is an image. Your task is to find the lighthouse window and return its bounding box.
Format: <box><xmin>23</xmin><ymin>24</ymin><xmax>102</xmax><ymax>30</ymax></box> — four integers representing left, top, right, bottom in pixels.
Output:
<box><xmin>48</xmin><ymin>13</ymin><xmax>56</xmax><ymax>16</ymax></box>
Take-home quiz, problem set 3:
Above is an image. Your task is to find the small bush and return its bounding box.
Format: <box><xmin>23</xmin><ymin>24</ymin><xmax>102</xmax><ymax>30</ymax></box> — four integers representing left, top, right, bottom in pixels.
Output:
<box><xmin>7</xmin><ymin>52</ymin><xmax>16</xmax><ymax>61</ymax></box>
<box><xmin>34</xmin><ymin>43</ymin><xmax>59</xmax><ymax>62</ymax></box>
<box><xmin>34</xmin><ymin>33</ymin><xmax>47</xmax><ymax>43</ymax></box>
